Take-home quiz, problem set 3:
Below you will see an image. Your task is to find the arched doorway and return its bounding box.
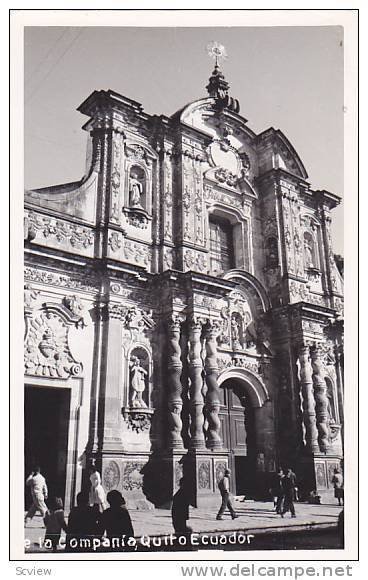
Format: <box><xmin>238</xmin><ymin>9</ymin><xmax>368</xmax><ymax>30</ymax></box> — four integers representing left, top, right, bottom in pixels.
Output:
<box><xmin>219</xmin><ymin>378</ymin><xmax>257</xmax><ymax>497</ymax></box>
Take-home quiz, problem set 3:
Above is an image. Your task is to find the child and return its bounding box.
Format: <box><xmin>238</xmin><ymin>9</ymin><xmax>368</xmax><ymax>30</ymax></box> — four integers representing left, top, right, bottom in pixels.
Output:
<box><xmin>44</xmin><ymin>497</ymin><xmax>68</xmax><ymax>552</ymax></box>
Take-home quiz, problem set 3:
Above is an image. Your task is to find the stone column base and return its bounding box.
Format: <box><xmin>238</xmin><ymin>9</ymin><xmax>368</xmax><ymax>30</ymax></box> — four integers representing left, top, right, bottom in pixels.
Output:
<box><xmin>298</xmin><ymin>454</ymin><xmax>343</xmax><ymax>502</ymax></box>
<box><xmin>96</xmin><ymin>452</ymin><xmax>155</xmax><ymax>510</ymax></box>
<box><xmin>178</xmin><ymin>450</ymin><xmax>230</xmax><ymax>509</ymax></box>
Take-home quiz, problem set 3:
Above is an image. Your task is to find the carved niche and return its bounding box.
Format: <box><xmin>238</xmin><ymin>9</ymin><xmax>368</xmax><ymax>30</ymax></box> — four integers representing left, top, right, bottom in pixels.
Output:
<box><xmin>217</xmin><ymin>290</ymin><xmax>256</xmax><ymax>351</ymax></box>
<box><xmin>24</xmin><ymin>303</ymin><xmax>84</xmax><ymax>378</ymax></box>
<box><xmin>121</xmin><ymin>316</ymin><xmax>155</xmax><ymax>433</ymax></box>
<box><xmin>123</xmin><ymin>146</ymin><xmax>153</xmax><ymax>229</ymax></box>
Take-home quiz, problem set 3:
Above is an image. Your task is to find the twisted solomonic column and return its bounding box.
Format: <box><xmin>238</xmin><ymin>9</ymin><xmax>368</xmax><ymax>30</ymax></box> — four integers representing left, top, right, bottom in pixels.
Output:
<box><xmin>298</xmin><ymin>345</ymin><xmax>319</xmax><ymax>453</ymax></box>
<box><xmin>188</xmin><ymin>315</ymin><xmax>206</xmax><ymax>449</ymax></box>
<box><xmin>166</xmin><ymin>314</ymin><xmax>185</xmax><ymax>449</ymax></box>
<box><xmin>310</xmin><ymin>345</ymin><xmax>330</xmax><ymax>453</ymax></box>
<box><xmin>203</xmin><ymin>319</ymin><xmax>223</xmax><ymax>450</ymax></box>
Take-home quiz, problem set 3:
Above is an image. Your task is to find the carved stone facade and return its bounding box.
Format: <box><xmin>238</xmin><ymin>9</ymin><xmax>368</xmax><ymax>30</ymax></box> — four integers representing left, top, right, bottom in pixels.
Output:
<box><xmin>24</xmin><ymin>65</ymin><xmax>343</xmax><ymax>511</ymax></box>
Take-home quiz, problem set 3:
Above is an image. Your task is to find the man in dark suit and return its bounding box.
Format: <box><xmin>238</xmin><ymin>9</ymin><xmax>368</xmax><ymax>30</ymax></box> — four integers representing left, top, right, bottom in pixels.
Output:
<box><xmin>281</xmin><ymin>467</ymin><xmax>297</xmax><ymax>518</ymax></box>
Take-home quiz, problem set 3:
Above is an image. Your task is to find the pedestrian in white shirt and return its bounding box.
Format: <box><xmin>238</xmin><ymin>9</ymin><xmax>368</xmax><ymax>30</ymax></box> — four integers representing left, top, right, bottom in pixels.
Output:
<box><xmin>25</xmin><ymin>466</ymin><xmax>48</xmax><ymax>524</ymax></box>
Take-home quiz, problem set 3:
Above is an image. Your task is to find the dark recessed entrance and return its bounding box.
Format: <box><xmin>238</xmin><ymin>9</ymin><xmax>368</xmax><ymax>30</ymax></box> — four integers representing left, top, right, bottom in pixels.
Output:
<box><xmin>24</xmin><ymin>386</ymin><xmax>70</xmax><ymax>509</ymax></box>
<box><xmin>219</xmin><ymin>379</ymin><xmax>256</xmax><ymax>497</ymax></box>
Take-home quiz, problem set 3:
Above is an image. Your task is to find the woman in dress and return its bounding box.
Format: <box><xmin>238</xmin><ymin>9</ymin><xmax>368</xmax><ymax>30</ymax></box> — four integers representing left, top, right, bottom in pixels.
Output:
<box><xmin>89</xmin><ymin>465</ymin><xmax>107</xmax><ymax>513</ymax></box>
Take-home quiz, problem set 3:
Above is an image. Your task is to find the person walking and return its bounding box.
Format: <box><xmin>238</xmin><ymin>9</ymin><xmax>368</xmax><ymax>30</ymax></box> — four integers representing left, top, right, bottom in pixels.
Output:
<box><xmin>216</xmin><ymin>469</ymin><xmax>238</xmax><ymax>521</ymax></box>
<box><xmin>331</xmin><ymin>468</ymin><xmax>344</xmax><ymax>506</ymax></box>
<box><xmin>281</xmin><ymin>467</ymin><xmax>297</xmax><ymax>518</ymax></box>
<box><xmin>25</xmin><ymin>466</ymin><xmax>49</xmax><ymax>524</ymax></box>
<box><xmin>272</xmin><ymin>468</ymin><xmax>285</xmax><ymax>514</ymax></box>
<box><xmin>44</xmin><ymin>497</ymin><xmax>68</xmax><ymax>552</ymax></box>
<box><xmin>89</xmin><ymin>464</ymin><xmax>107</xmax><ymax>513</ymax></box>
<box><xmin>98</xmin><ymin>490</ymin><xmax>134</xmax><ymax>546</ymax></box>
<box><xmin>65</xmin><ymin>491</ymin><xmax>100</xmax><ymax>552</ymax></box>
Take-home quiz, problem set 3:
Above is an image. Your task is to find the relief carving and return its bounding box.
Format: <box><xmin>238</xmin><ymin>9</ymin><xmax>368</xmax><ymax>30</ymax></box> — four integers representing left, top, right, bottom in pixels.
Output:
<box><xmin>24</xmin><ymin>310</ymin><xmax>83</xmax><ymax>378</ymax></box>
<box><xmin>103</xmin><ymin>461</ymin><xmax>120</xmax><ymax>491</ymax></box>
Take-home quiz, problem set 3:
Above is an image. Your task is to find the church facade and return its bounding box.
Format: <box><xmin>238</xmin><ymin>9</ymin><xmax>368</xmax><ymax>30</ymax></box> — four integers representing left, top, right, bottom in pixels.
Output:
<box><xmin>24</xmin><ymin>62</ymin><xmax>344</xmax><ymax>511</ymax></box>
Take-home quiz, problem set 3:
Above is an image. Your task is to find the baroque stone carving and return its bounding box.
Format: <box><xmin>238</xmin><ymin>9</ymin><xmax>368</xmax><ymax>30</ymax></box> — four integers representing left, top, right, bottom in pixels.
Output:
<box><xmin>166</xmin><ymin>314</ymin><xmax>185</xmax><ymax>449</ymax></box>
<box><xmin>26</xmin><ymin>212</ymin><xmax>94</xmax><ymax>250</ymax></box>
<box><xmin>310</xmin><ymin>346</ymin><xmax>330</xmax><ymax>453</ymax></box>
<box><xmin>203</xmin><ymin>319</ymin><xmax>222</xmax><ymax>449</ymax></box>
<box><xmin>188</xmin><ymin>316</ymin><xmax>206</xmax><ymax>449</ymax></box>
<box><xmin>103</xmin><ymin>461</ymin><xmax>120</xmax><ymax>491</ymax></box>
<box><xmin>123</xmin><ymin>240</ymin><xmax>151</xmax><ymax>267</ymax></box>
<box><xmin>203</xmin><ymin>184</ymin><xmax>243</xmax><ymax>210</ymax></box>
<box><xmin>24</xmin><ymin>284</ymin><xmax>39</xmax><ymax>309</ymax></box>
<box><xmin>298</xmin><ymin>345</ymin><xmax>319</xmax><ymax>452</ymax></box>
<box><xmin>197</xmin><ymin>461</ymin><xmax>211</xmax><ymax>489</ymax></box>
<box><xmin>24</xmin><ymin>267</ymin><xmax>98</xmax><ymax>293</ymax></box>
<box><xmin>62</xmin><ymin>295</ymin><xmax>86</xmax><ymax>327</ymax></box>
<box><xmin>24</xmin><ymin>310</ymin><xmax>83</xmax><ymax>378</ymax></box>
<box><xmin>129</xmin><ymin>355</ymin><xmax>148</xmax><ymax>408</ymax></box>
<box><xmin>129</xmin><ymin>171</ymin><xmax>144</xmax><ymax>208</ymax></box>
<box><xmin>126</xmin><ymin>212</ymin><xmax>149</xmax><ymax>229</ymax></box>
<box><xmin>108</xmin><ymin>231</ymin><xmax>123</xmax><ymax>253</ymax></box>
<box><xmin>214</xmin><ymin>168</ymin><xmax>238</xmax><ymax>187</ymax></box>
<box><xmin>122</xmin><ymin>409</ymin><xmax>153</xmax><ymax>433</ymax></box>
<box><xmin>121</xmin><ymin>462</ymin><xmax>144</xmax><ymax>491</ymax></box>
<box><xmin>183</xmin><ymin>250</ymin><xmax>208</xmax><ymax>273</ymax></box>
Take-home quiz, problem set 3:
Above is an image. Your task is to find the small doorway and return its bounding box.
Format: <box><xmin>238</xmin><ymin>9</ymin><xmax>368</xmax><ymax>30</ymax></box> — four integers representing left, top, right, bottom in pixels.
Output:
<box><xmin>24</xmin><ymin>386</ymin><xmax>70</xmax><ymax>509</ymax></box>
<box><xmin>219</xmin><ymin>379</ymin><xmax>256</xmax><ymax>496</ymax></box>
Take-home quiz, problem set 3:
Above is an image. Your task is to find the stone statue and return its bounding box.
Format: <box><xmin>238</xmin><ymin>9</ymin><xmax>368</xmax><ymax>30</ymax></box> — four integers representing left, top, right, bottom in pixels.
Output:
<box><xmin>129</xmin><ymin>172</ymin><xmax>143</xmax><ymax>208</ymax></box>
<box><xmin>231</xmin><ymin>315</ymin><xmax>242</xmax><ymax>349</ymax></box>
<box><xmin>129</xmin><ymin>355</ymin><xmax>148</xmax><ymax>408</ymax></box>
<box><xmin>304</xmin><ymin>237</ymin><xmax>314</xmax><ymax>268</ymax></box>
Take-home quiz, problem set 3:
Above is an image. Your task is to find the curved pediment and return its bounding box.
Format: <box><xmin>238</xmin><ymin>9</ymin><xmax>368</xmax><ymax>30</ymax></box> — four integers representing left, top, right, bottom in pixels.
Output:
<box><xmin>178</xmin><ymin>98</ymin><xmax>256</xmax><ymax>144</ymax></box>
<box><xmin>257</xmin><ymin>127</ymin><xmax>308</xmax><ymax>180</ymax></box>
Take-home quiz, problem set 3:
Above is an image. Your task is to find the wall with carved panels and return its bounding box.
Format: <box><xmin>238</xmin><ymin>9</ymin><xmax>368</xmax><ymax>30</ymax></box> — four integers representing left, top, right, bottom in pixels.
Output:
<box><xmin>24</xmin><ymin>88</ymin><xmax>344</xmax><ymax>506</ymax></box>
<box><xmin>23</xmin><ymin>271</ymin><xmax>97</xmax><ymax>509</ymax></box>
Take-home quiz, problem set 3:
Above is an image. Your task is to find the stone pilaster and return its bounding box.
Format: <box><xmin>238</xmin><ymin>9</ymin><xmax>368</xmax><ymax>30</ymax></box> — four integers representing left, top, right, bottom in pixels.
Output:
<box><xmin>203</xmin><ymin>319</ymin><xmax>222</xmax><ymax>450</ymax></box>
<box><xmin>310</xmin><ymin>345</ymin><xmax>330</xmax><ymax>453</ymax></box>
<box><xmin>188</xmin><ymin>316</ymin><xmax>205</xmax><ymax>449</ymax></box>
<box><xmin>166</xmin><ymin>314</ymin><xmax>184</xmax><ymax>450</ymax></box>
<box><xmin>99</xmin><ymin>303</ymin><xmax>124</xmax><ymax>452</ymax></box>
<box><xmin>298</xmin><ymin>345</ymin><xmax>319</xmax><ymax>453</ymax></box>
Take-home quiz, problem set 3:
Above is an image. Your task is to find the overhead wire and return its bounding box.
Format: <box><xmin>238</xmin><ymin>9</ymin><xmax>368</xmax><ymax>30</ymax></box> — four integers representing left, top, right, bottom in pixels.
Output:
<box><xmin>25</xmin><ymin>28</ymin><xmax>84</xmax><ymax>105</ymax></box>
<box><xmin>24</xmin><ymin>28</ymin><xmax>69</xmax><ymax>86</ymax></box>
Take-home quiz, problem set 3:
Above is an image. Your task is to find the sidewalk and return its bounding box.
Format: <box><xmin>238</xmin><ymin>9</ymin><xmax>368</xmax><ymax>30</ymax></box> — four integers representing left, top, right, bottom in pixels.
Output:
<box><xmin>24</xmin><ymin>498</ymin><xmax>342</xmax><ymax>553</ymax></box>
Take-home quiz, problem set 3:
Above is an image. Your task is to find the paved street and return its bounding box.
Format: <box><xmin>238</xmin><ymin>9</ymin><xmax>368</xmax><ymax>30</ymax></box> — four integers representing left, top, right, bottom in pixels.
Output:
<box><xmin>24</xmin><ymin>498</ymin><xmax>343</xmax><ymax>554</ymax></box>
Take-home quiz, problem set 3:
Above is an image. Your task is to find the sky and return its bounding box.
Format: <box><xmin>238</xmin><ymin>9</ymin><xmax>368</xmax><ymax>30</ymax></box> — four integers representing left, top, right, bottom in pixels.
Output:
<box><xmin>24</xmin><ymin>25</ymin><xmax>344</xmax><ymax>254</ymax></box>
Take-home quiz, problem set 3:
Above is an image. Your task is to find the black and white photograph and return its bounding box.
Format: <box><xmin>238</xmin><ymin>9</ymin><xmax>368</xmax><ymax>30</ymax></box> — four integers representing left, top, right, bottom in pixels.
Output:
<box><xmin>10</xmin><ymin>8</ymin><xmax>358</xmax><ymax>563</ymax></box>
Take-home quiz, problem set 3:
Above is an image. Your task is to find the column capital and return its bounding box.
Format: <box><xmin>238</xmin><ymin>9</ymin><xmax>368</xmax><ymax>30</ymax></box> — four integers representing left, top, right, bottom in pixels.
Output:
<box><xmin>310</xmin><ymin>342</ymin><xmax>324</xmax><ymax>355</ymax></box>
<box><xmin>166</xmin><ymin>313</ymin><xmax>185</xmax><ymax>333</ymax></box>
<box><xmin>203</xmin><ymin>318</ymin><xmax>222</xmax><ymax>340</ymax></box>
<box><xmin>187</xmin><ymin>314</ymin><xmax>206</xmax><ymax>333</ymax></box>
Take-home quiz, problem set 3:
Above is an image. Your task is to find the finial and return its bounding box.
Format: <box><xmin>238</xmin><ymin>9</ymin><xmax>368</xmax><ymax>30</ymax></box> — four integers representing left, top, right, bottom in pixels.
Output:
<box><xmin>205</xmin><ymin>41</ymin><xmax>239</xmax><ymax>114</ymax></box>
<box><xmin>207</xmin><ymin>41</ymin><xmax>228</xmax><ymax>68</ymax></box>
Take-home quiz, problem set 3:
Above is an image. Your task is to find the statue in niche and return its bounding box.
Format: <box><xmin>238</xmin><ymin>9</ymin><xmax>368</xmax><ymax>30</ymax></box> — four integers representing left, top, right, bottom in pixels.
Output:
<box><xmin>231</xmin><ymin>314</ymin><xmax>242</xmax><ymax>350</ymax></box>
<box><xmin>129</xmin><ymin>355</ymin><xmax>148</xmax><ymax>408</ymax></box>
<box><xmin>129</xmin><ymin>171</ymin><xmax>144</xmax><ymax>208</ymax></box>
<box><xmin>304</xmin><ymin>236</ymin><xmax>314</xmax><ymax>268</ymax></box>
